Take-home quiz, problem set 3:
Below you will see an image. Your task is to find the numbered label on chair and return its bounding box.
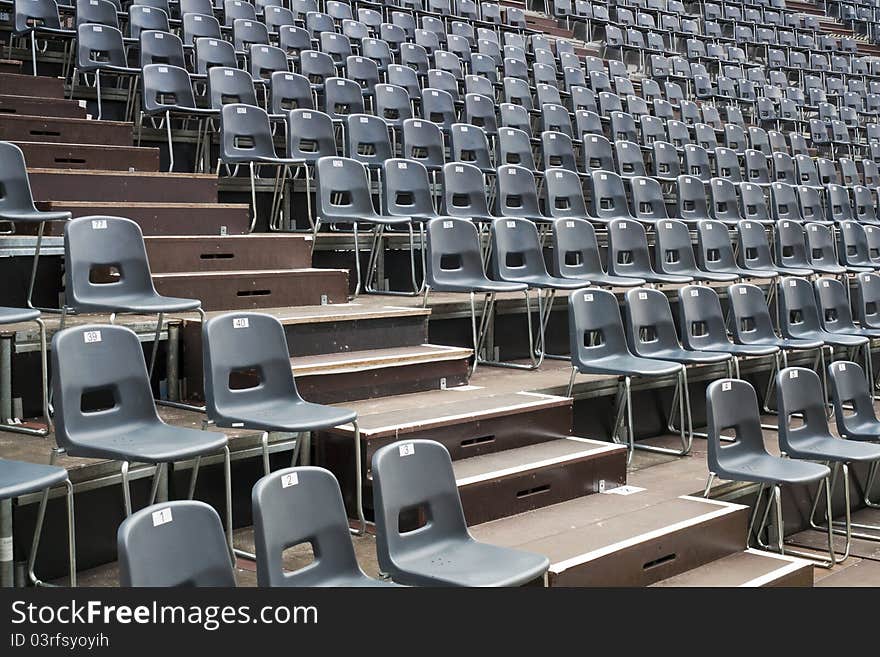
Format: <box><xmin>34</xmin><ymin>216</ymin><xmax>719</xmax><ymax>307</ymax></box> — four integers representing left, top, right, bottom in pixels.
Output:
<box><xmin>506</xmin><ymin>220</ymin><xmax>516</xmax><ymax>228</ymax></box>
<box><xmin>237</xmin><ymin>106</ymin><xmax>247</xmax><ymax>114</ymax></box>
<box><xmin>739</xmin><ymin>287</ymin><xmax>747</xmax><ymax>294</ymax></box>
<box><xmin>584</xmin><ymin>293</ymin><xmax>593</xmax><ymax>302</ymax></box>
<box><xmin>443</xmin><ymin>220</ymin><xmax>453</xmax><ymax>228</ymax></box>
<box><xmin>398</xmin><ymin>443</ymin><xmax>415</xmax><ymax>457</ymax></box>
<box><xmin>790</xmin><ymin>370</ymin><xmax>798</xmax><ymax>379</ymax></box>
<box><xmin>690</xmin><ymin>289</ymin><xmax>699</xmax><ymax>297</ymax></box>
<box><xmin>822</xmin><ymin>280</ymin><xmax>829</xmax><ymax>287</ymax></box>
<box><xmin>83</xmin><ymin>330</ymin><xmax>102</xmax><ymax>344</ymax></box>
<box><xmin>839</xmin><ymin>363</ymin><xmax>846</xmax><ymax>371</ymax></box>
<box><xmin>281</xmin><ymin>472</ymin><xmax>299</xmax><ymax>488</ymax></box>
<box><xmin>91</xmin><ymin>219</ymin><xmax>107</xmax><ymax>230</ymax></box>
<box><xmin>565</xmin><ymin>220</ymin><xmax>574</xmax><ymax>227</ymax></box>
<box><xmin>722</xmin><ymin>382</ymin><xmax>732</xmax><ymax>391</ymax></box>
<box><xmin>232</xmin><ymin>317</ymin><xmax>249</xmax><ymax>329</ymax></box>
<box><xmin>638</xmin><ymin>292</ymin><xmax>647</xmax><ymax>300</ymax></box>
<box><xmin>152</xmin><ymin>507</ymin><xmax>173</xmax><ymax>527</ymax></box>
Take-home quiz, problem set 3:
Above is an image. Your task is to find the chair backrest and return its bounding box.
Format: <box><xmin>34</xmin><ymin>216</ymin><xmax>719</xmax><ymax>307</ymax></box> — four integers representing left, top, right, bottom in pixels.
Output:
<box><xmin>383</xmin><ymin>159</ymin><xmax>434</xmax><ymax>218</ymax></box>
<box><xmin>770</xmin><ymin>183</ymin><xmax>802</xmax><ymax>222</ymax></box>
<box><xmin>727</xmin><ymin>283</ymin><xmax>777</xmax><ymax>344</ymax></box>
<box><xmin>591</xmin><ymin>171</ymin><xmax>633</xmax><ymax>222</ymax></box>
<box><xmin>709</xmin><ymin>178</ymin><xmax>742</xmax><ymax>223</ymax></box>
<box><xmin>285</xmin><ymin>109</ymin><xmax>335</xmax><ymax>161</ymax></box>
<box><xmin>855</xmin><ymin>271</ymin><xmax>880</xmax><ymax>327</ymax></box>
<box><xmin>828</xmin><ymin>360</ymin><xmax>878</xmax><ymax>437</ymax></box>
<box><xmin>696</xmin><ymin>219</ymin><xmax>738</xmax><ymax>271</ymax></box>
<box><xmin>827</xmin><ymin>184</ymin><xmax>854</xmax><ymax>223</ymax></box>
<box><xmin>624</xmin><ymin>286</ymin><xmax>683</xmax><ymax>357</ymax></box>
<box><xmin>77</xmin><ymin>23</ymin><xmax>128</xmax><ymax>69</ymax></box>
<box><xmin>490</xmin><ymin>217</ymin><xmax>550</xmax><ymax>280</ymax></box>
<box><xmin>194</xmin><ymin>37</ymin><xmax>236</xmax><ymax>74</ymax></box>
<box><xmin>220</xmin><ymin>103</ymin><xmax>277</xmax><ymax>163</ymax></box>
<box><xmin>544</xmin><ymin>168</ymin><xmax>589</xmax><ymax>221</ymax></box>
<box><xmin>325</xmin><ymin>77</ymin><xmax>365</xmax><ymax>119</ymax></box>
<box><xmin>736</xmin><ymin>219</ymin><xmax>777</xmax><ymax>271</ymax></box>
<box><xmin>140</xmin><ymin>30</ymin><xmax>186</xmax><ymax>69</ymax></box>
<box><xmin>804</xmin><ymin>222</ymin><xmax>839</xmax><ymax>270</ymax></box>
<box><xmin>421</xmin><ymin>88</ymin><xmax>457</xmax><ymax>131</ymax></box>
<box><xmin>425</xmin><ymin>217</ymin><xmax>493</xmax><ymax>291</ymax></box>
<box><xmin>51</xmin><ymin>323</ymin><xmax>161</xmax><ymax>453</ymax></box>
<box><xmin>568</xmin><ymin>287</ymin><xmax>632</xmax><ymax>368</ymax></box>
<box><xmin>582</xmin><ymin>134</ymin><xmax>614</xmax><ymax>172</ymax></box>
<box><xmin>450</xmin><ymin>123</ymin><xmax>493</xmax><ymax>171</ymax></box>
<box><xmin>208</xmin><ymin>67</ymin><xmax>258</xmax><ymax>109</ymax></box>
<box><xmin>839</xmin><ymin>220</ymin><xmax>873</xmax><ymax>268</ymax></box>
<box><xmin>118</xmin><ymin>501</ymin><xmax>235</xmax><ymax>587</ymax></box>
<box><xmin>496</xmin><ymin>165</ymin><xmax>542</xmax><ymax>219</ymax></box>
<box><xmin>677</xmin><ymin>284</ymin><xmax>730</xmax><ymax>350</ymax></box>
<box><xmin>498</xmin><ymin>127</ymin><xmax>535</xmax><ymax>169</ymax></box>
<box><xmin>345</xmin><ymin>114</ymin><xmax>392</xmax><ymax>166</ymax></box>
<box><xmin>608</xmin><ymin>219</ymin><xmax>655</xmax><ymax>278</ymax></box>
<box><xmin>551</xmin><ymin>218</ymin><xmax>609</xmax><ymax>280</ymax></box>
<box><xmin>541</xmin><ymin>131</ymin><xmax>578</xmax><ymax>174</ymax></box>
<box><xmin>675</xmin><ymin>175</ymin><xmax>709</xmax><ymax>223</ymax></box>
<box><xmin>63</xmin><ymin>215</ymin><xmax>160</xmax><ymax>313</ymax></box>
<box><xmin>0</xmin><ymin>141</ymin><xmax>42</xmax><ymax>216</ymax></box>
<box><xmin>706</xmin><ymin>379</ymin><xmax>769</xmax><ymax>480</ymax></box>
<box><xmin>316</xmin><ymin>156</ymin><xmax>378</xmax><ymax>222</ymax></box>
<box><xmin>270</xmin><ymin>71</ymin><xmax>313</xmax><ymax>112</ymax></box>
<box><xmin>252</xmin><ymin>467</ymin><xmax>365</xmax><ymax>586</ymax></box>
<box><xmin>401</xmin><ymin>119</ymin><xmax>445</xmax><ymax>170</ymax></box>
<box><xmin>814</xmin><ymin>276</ymin><xmax>856</xmax><ymax>332</ymax></box>
<box><xmin>779</xmin><ymin>275</ymin><xmax>824</xmax><ymax>338</ymax></box>
<box><xmin>630</xmin><ymin>176</ymin><xmax>667</xmax><ymax>223</ymax></box>
<box><xmin>16</xmin><ymin>0</ymin><xmax>62</xmax><ymax>32</ymax></box>
<box><xmin>654</xmin><ymin>219</ymin><xmax>700</xmax><ymax>275</ymax></box>
<box><xmin>203</xmin><ymin>311</ymin><xmax>301</xmax><ymax>424</ymax></box>
<box><xmin>441</xmin><ymin>162</ymin><xmax>491</xmax><ymax>219</ymax></box>
<box><xmin>372</xmin><ymin>440</ymin><xmax>470</xmax><ymax>575</ymax></box>
<box><xmin>374</xmin><ymin>83</ymin><xmax>412</xmax><ymax>125</ymax></box>
<box><xmin>141</xmin><ymin>63</ymin><xmax>196</xmax><ymax>112</ymax></box>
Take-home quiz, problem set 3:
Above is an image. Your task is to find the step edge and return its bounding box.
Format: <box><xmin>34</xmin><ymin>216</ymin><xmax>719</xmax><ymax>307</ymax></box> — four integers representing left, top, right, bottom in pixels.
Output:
<box><xmin>549</xmin><ymin>496</ymin><xmax>748</xmax><ymax>575</ymax></box>
<box><xmin>292</xmin><ymin>344</ymin><xmax>472</xmax><ymax>376</ymax></box>
<box><xmin>455</xmin><ymin>439</ymin><xmax>625</xmax><ymax>487</ymax></box>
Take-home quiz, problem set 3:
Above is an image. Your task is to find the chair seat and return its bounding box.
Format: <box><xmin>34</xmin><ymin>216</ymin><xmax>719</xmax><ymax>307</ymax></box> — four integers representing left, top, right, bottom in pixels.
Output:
<box><xmin>717</xmin><ymin>452</ymin><xmax>831</xmax><ymax>486</ymax></box>
<box><xmin>324</xmin><ymin>213</ymin><xmax>413</xmax><ymax>226</ymax></box>
<box><xmin>741</xmin><ymin>335</ymin><xmax>825</xmax><ymax>351</ymax></box>
<box><xmin>430</xmin><ymin>278</ymin><xmax>528</xmax><ymax>294</ymax></box>
<box><xmin>390</xmin><ymin>537</ymin><xmax>549</xmax><ymax>587</ymax></box>
<box><xmin>787</xmin><ymin>434</ymin><xmax>880</xmax><ymax>463</ymax></box>
<box><xmin>145</xmin><ymin>106</ymin><xmax>219</xmax><ymax>117</ymax></box>
<box><xmin>578</xmin><ymin>272</ymin><xmax>646</xmax><ymax>287</ymax></box>
<box><xmin>828</xmin><ymin>326</ymin><xmax>880</xmax><ymax>339</ymax></box>
<box><xmin>497</xmin><ymin>273</ymin><xmax>588</xmax><ymax>290</ymax></box>
<box><xmin>294</xmin><ymin>569</ymin><xmax>402</xmax><ymax>587</ymax></box>
<box><xmin>776</xmin><ymin>266</ymin><xmax>814</xmax><ymax>277</ymax></box>
<box><xmin>839</xmin><ymin>417</ymin><xmax>880</xmax><ymax>441</ymax></box>
<box><xmin>65</xmin><ymin>422</ymin><xmax>228</xmax><ymax>462</ymax></box>
<box><xmin>0</xmin><ymin>307</ymin><xmax>40</xmax><ymax>324</ymax></box>
<box><xmin>691</xmin><ymin>270</ymin><xmax>740</xmax><ymax>282</ymax></box>
<box><xmin>629</xmin><ymin>269</ymin><xmax>692</xmax><ymax>284</ymax></box>
<box><xmin>819</xmin><ymin>330</ymin><xmax>869</xmax><ymax>347</ymax></box>
<box><xmin>644</xmin><ymin>347</ymin><xmax>732</xmax><ymax>364</ymax></box>
<box><xmin>811</xmin><ymin>263</ymin><xmax>847</xmax><ymax>275</ymax></box>
<box><xmin>73</xmin><ymin>293</ymin><xmax>201</xmax><ymax>314</ymax></box>
<box><xmin>0</xmin><ymin>209</ymin><xmax>71</xmax><ymax>223</ymax></box>
<box><xmin>578</xmin><ymin>354</ymin><xmax>682</xmax><ymax>377</ymax></box>
<box><xmin>695</xmin><ymin>341</ymin><xmax>779</xmax><ymax>357</ymax></box>
<box><xmin>738</xmin><ymin>267</ymin><xmax>780</xmax><ymax>278</ymax></box>
<box><xmin>82</xmin><ymin>63</ymin><xmax>140</xmax><ymax>75</ymax></box>
<box><xmin>0</xmin><ymin>459</ymin><xmax>68</xmax><ymax>500</ymax></box>
<box><xmin>215</xmin><ymin>399</ymin><xmax>356</xmax><ymax>433</ymax></box>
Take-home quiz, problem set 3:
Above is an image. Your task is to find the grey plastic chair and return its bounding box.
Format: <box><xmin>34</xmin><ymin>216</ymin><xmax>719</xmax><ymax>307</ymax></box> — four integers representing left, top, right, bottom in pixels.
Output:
<box><xmin>779</xmin><ymin>366</ymin><xmax>880</xmax><ymax>558</ymax></box>
<box><xmin>118</xmin><ymin>501</ymin><xmax>235</xmax><ymax>586</ymax></box>
<box><xmin>203</xmin><ymin>311</ymin><xmax>363</xmax><ymax>534</ymax></box>
<box><xmin>73</xmin><ymin>24</ymin><xmax>139</xmax><ymax>120</ymax></box>
<box><xmin>0</xmin><ymin>141</ymin><xmax>72</xmax><ymax>314</ymax></box>
<box><xmin>736</xmin><ymin>220</ymin><xmax>811</xmax><ymax>277</ymax></box>
<box><xmin>441</xmin><ymin>162</ymin><xmax>495</xmax><ymax>223</ymax></box>
<box><xmin>496</xmin><ymin>165</ymin><xmax>550</xmax><ymax>223</ymax></box>
<box><xmin>13</xmin><ymin>0</ymin><xmax>75</xmax><ymax>75</ymax></box>
<box><xmin>372</xmin><ymin>439</ymin><xmax>550</xmax><ymax>586</ymax></box>
<box><xmin>425</xmin><ymin>217</ymin><xmax>527</xmax><ymax>373</ymax></box>
<box><xmin>704</xmin><ymin>379</ymin><xmax>832</xmax><ymax>563</ymax></box>
<box><xmin>568</xmin><ymin>287</ymin><xmax>688</xmax><ymax>462</ymax></box>
<box><xmin>52</xmin><ymin>324</ymin><xmax>233</xmax><ymax>552</ymax></box>
<box><xmin>838</xmin><ymin>221</ymin><xmax>880</xmax><ymax>272</ymax></box>
<box><xmin>64</xmin><ymin>215</ymin><xmax>202</xmax><ymax>381</ymax></box>
<box><xmin>855</xmin><ymin>272</ymin><xmax>880</xmax><ymax>330</ymax></box>
<box><xmin>551</xmin><ymin>218</ymin><xmax>644</xmax><ymax>287</ymax></box>
<box><xmin>696</xmin><ymin>219</ymin><xmax>776</xmax><ymax>279</ymax></box>
<box><xmin>252</xmin><ymin>467</ymin><xmax>396</xmax><ymax>586</ymax></box>
<box><xmin>450</xmin><ymin>124</ymin><xmax>494</xmax><ymax>174</ymax></box>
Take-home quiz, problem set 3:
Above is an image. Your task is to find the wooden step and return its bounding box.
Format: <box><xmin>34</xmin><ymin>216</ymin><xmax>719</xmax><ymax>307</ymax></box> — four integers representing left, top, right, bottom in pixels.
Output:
<box><xmin>293</xmin><ymin>344</ymin><xmax>472</xmax><ymax>404</ymax></box>
<box><xmin>33</xmin><ymin>201</ymin><xmax>248</xmax><ymax>235</ymax></box>
<box><xmin>0</xmin><ymin>115</ymin><xmax>132</xmax><ymax>145</ymax></box>
<box><xmin>180</xmin><ymin>303</ymin><xmax>433</xmax><ymax>400</ymax></box>
<box><xmin>16</xmin><ymin>142</ymin><xmax>158</xmax><ymax>170</ymax></box>
<box><xmin>0</xmin><ymin>73</ymin><xmax>64</xmax><ymax>98</ymax></box>
<box><xmin>317</xmin><ymin>389</ymin><xmax>577</xmax><ymax>513</ymax></box>
<box><xmin>0</xmin><ymin>60</ymin><xmax>22</xmax><ymax>75</ymax></box>
<box><xmin>453</xmin><ymin>437</ymin><xmax>627</xmax><ymax>525</ymax></box>
<box><xmin>0</xmin><ymin>95</ymin><xmax>87</xmax><ymax>119</ymax></box>
<box><xmin>144</xmin><ymin>235</ymin><xmax>313</xmax><ymax>273</ymax></box>
<box><xmin>28</xmin><ymin>169</ymin><xmax>218</xmax><ymax>203</ymax></box>
<box><xmin>152</xmin><ymin>268</ymin><xmax>350</xmax><ymax>311</ymax></box>
<box><xmin>470</xmin><ymin>494</ymin><xmax>749</xmax><ymax>587</ymax></box>
<box><xmin>816</xmin><ymin>559</ymin><xmax>880</xmax><ymax>587</ymax></box>
<box><xmin>651</xmin><ymin>549</ymin><xmax>813</xmax><ymax>587</ymax></box>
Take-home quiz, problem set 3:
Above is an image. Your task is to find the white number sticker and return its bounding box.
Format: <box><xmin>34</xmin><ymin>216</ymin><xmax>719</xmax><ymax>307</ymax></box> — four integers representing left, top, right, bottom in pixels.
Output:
<box><xmin>152</xmin><ymin>508</ymin><xmax>173</xmax><ymax>527</ymax></box>
<box><xmin>399</xmin><ymin>443</ymin><xmax>415</xmax><ymax>457</ymax></box>
<box><xmin>232</xmin><ymin>317</ymin><xmax>249</xmax><ymax>329</ymax></box>
<box><xmin>83</xmin><ymin>330</ymin><xmax>102</xmax><ymax>344</ymax></box>
<box><xmin>722</xmin><ymin>382</ymin><xmax>732</xmax><ymax>391</ymax></box>
<box><xmin>281</xmin><ymin>472</ymin><xmax>299</xmax><ymax>488</ymax></box>
<box><xmin>91</xmin><ymin>219</ymin><xmax>107</xmax><ymax>229</ymax></box>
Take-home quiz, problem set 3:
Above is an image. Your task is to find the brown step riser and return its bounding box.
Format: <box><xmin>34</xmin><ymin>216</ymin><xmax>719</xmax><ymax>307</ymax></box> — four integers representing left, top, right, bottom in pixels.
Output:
<box><xmin>0</xmin><ymin>73</ymin><xmax>64</xmax><ymax>98</ymax></box>
<box><xmin>33</xmin><ymin>202</ymin><xmax>247</xmax><ymax>235</ymax></box>
<box><xmin>459</xmin><ymin>452</ymin><xmax>627</xmax><ymax>525</ymax></box>
<box><xmin>317</xmin><ymin>404</ymin><xmax>574</xmax><ymax>513</ymax></box>
<box><xmin>154</xmin><ymin>271</ymin><xmax>349</xmax><ymax>312</ymax></box>
<box><xmin>144</xmin><ymin>237</ymin><xmax>312</xmax><ymax>273</ymax></box>
<box><xmin>298</xmin><ymin>357</ymin><xmax>469</xmax><ymax>405</ymax></box>
<box><xmin>0</xmin><ymin>61</ymin><xmax>22</xmax><ymax>74</ymax></box>
<box><xmin>0</xmin><ymin>116</ymin><xmax>131</xmax><ymax>146</ymax></box>
<box><xmin>362</xmin><ymin>404</ymin><xmax>572</xmax><ymax>464</ymax></box>
<box><xmin>0</xmin><ymin>96</ymin><xmax>86</xmax><ymax>118</ymax></box>
<box><xmin>549</xmin><ymin>508</ymin><xmax>748</xmax><ymax>587</ymax></box>
<box><xmin>767</xmin><ymin>568</ymin><xmax>813</xmax><ymax>587</ymax></box>
<box><xmin>16</xmin><ymin>142</ymin><xmax>158</xmax><ymax>170</ymax></box>
<box><xmin>29</xmin><ymin>172</ymin><xmax>218</xmax><ymax>203</ymax></box>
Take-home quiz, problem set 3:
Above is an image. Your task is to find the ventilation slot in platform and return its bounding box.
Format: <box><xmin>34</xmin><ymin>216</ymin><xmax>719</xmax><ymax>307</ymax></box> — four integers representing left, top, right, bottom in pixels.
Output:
<box><xmin>460</xmin><ymin>435</ymin><xmax>495</xmax><ymax>448</ymax></box>
<box><xmin>53</xmin><ymin>157</ymin><xmax>87</xmax><ymax>165</ymax></box>
<box><xmin>200</xmin><ymin>253</ymin><xmax>235</xmax><ymax>260</ymax></box>
<box><xmin>516</xmin><ymin>484</ymin><xmax>551</xmax><ymax>499</ymax></box>
<box><xmin>237</xmin><ymin>289</ymin><xmax>272</xmax><ymax>297</ymax></box>
<box><xmin>642</xmin><ymin>553</ymin><xmax>676</xmax><ymax>570</ymax></box>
